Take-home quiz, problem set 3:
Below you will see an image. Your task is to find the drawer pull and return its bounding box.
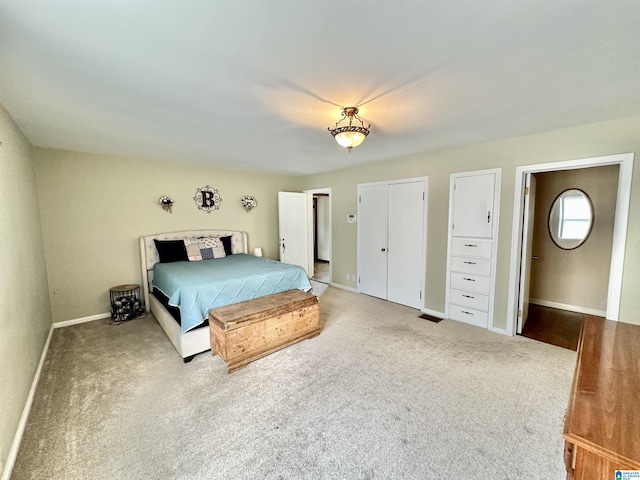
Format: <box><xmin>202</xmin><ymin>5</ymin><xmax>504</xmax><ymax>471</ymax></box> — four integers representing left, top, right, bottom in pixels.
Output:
<box><xmin>463</xmin><ymin>261</ymin><xmax>477</xmax><ymax>265</ymax></box>
<box><xmin>464</xmin><ymin>244</ymin><xmax>478</xmax><ymax>247</ymax></box>
<box><xmin>461</xmin><ymin>310</ymin><xmax>474</xmax><ymax>315</ymax></box>
<box><xmin>462</xmin><ymin>294</ymin><xmax>475</xmax><ymax>299</ymax></box>
<box><xmin>463</xmin><ymin>277</ymin><xmax>475</xmax><ymax>282</ymax></box>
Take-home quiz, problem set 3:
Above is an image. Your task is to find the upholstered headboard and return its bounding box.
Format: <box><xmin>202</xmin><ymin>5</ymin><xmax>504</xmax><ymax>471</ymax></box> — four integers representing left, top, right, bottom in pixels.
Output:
<box><xmin>139</xmin><ymin>230</ymin><xmax>248</xmax><ymax>311</ymax></box>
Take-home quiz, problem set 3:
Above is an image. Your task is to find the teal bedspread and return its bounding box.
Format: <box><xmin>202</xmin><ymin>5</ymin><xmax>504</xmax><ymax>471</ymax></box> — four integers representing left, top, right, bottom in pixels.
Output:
<box><xmin>152</xmin><ymin>254</ymin><xmax>312</xmax><ymax>332</ymax></box>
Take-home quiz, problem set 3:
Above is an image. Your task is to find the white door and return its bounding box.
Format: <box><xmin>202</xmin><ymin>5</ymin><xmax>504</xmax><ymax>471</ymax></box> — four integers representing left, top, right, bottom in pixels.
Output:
<box><xmin>358</xmin><ymin>184</ymin><xmax>389</xmax><ymax>300</ymax></box>
<box><xmin>278</xmin><ymin>192</ymin><xmax>313</xmax><ymax>277</ymax></box>
<box><xmin>452</xmin><ymin>174</ymin><xmax>495</xmax><ymax>238</ymax></box>
<box><xmin>387</xmin><ymin>182</ymin><xmax>425</xmax><ymax>309</ymax></box>
<box><xmin>517</xmin><ymin>174</ymin><xmax>537</xmax><ymax>334</ymax></box>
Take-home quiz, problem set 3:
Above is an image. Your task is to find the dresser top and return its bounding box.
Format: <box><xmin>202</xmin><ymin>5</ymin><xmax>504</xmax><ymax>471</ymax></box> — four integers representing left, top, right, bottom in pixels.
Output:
<box><xmin>563</xmin><ymin>316</ymin><xmax>640</xmax><ymax>467</ymax></box>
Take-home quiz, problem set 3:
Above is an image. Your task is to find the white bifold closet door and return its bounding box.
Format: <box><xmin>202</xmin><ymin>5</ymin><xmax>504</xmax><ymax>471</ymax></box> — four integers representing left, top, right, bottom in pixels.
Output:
<box><xmin>358</xmin><ymin>184</ymin><xmax>389</xmax><ymax>300</ymax></box>
<box><xmin>358</xmin><ymin>180</ymin><xmax>426</xmax><ymax>310</ymax></box>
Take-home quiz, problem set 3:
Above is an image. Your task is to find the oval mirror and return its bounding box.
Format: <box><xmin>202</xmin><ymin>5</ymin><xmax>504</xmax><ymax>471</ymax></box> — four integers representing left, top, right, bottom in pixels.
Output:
<box><xmin>548</xmin><ymin>188</ymin><xmax>593</xmax><ymax>250</ymax></box>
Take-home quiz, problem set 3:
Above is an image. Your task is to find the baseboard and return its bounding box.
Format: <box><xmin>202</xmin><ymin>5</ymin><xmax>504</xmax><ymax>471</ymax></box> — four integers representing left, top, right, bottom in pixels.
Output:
<box><xmin>53</xmin><ymin>312</ymin><xmax>110</xmax><ymax>329</ymax></box>
<box><xmin>489</xmin><ymin>325</ymin><xmax>510</xmax><ymax>336</ymax></box>
<box><xmin>530</xmin><ymin>299</ymin><xmax>606</xmax><ymax>317</ymax></box>
<box><xmin>2</xmin><ymin>325</ymin><xmax>53</xmax><ymax>480</ymax></box>
<box><xmin>421</xmin><ymin>308</ymin><xmax>445</xmax><ymax>319</ymax></box>
<box><xmin>329</xmin><ymin>282</ymin><xmax>358</xmax><ymax>293</ymax></box>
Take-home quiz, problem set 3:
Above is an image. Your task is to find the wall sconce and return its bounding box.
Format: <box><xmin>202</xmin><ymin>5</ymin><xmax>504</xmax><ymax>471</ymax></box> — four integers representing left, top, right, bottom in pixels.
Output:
<box><xmin>159</xmin><ymin>195</ymin><xmax>175</xmax><ymax>213</ymax></box>
<box><xmin>241</xmin><ymin>195</ymin><xmax>257</xmax><ymax>212</ymax></box>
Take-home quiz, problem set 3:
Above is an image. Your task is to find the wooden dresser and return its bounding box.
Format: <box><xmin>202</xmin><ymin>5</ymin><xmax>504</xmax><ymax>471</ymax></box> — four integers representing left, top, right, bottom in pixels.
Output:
<box><xmin>563</xmin><ymin>316</ymin><xmax>640</xmax><ymax>479</ymax></box>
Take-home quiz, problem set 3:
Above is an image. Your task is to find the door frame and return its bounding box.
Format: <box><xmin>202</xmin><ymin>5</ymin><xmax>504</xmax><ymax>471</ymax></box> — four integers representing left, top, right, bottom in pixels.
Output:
<box><xmin>304</xmin><ymin>187</ymin><xmax>332</xmax><ymax>284</ymax></box>
<box><xmin>505</xmin><ymin>152</ymin><xmax>634</xmax><ymax>336</ymax></box>
<box><xmin>356</xmin><ymin>176</ymin><xmax>428</xmax><ymax>308</ymax></box>
<box><xmin>516</xmin><ymin>173</ymin><xmax>536</xmax><ymax>334</ymax></box>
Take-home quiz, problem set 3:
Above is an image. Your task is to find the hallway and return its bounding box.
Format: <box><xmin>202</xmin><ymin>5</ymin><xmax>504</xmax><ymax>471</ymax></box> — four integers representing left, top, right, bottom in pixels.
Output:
<box><xmin>522</xmin><ymin>303</ymin><xmax>584</xmax><ymax>351</ymax></box>
<box><xmin>521</xmin><ymin>304</ymin><xmax>584</xmax><ymax>351</ymax></box>
<box><xmin>312</xmin><ymin>261</ymin><xmax>330</xmax><ymax>284</ymax></box>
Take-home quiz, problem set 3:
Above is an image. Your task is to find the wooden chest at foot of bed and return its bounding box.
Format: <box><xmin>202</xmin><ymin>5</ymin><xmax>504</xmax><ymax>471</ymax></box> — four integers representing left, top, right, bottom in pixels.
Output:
<box><xmin>209</xmin><ymin>289</ymin><xmax>320</xmax><ymax>372</ymax></box>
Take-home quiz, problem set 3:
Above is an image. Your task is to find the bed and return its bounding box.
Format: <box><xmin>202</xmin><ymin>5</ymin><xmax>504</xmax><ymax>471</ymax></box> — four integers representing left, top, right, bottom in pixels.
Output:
<box><xmin>140</xmin><ymin>230</ymin><xmax>312</xmax><ymax>362</ymax></box>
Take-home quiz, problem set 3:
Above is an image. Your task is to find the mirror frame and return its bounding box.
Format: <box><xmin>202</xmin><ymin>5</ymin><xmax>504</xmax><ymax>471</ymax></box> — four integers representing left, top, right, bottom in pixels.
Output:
<box><xmin>548</xmin><ymin>188</ymin><xmax>594</xmax><ymax>250</ymax></box>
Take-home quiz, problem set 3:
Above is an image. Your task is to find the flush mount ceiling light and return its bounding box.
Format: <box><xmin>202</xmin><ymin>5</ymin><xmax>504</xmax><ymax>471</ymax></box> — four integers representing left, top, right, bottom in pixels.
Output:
<box><xmin>328</xmin><ymin>106</ymin><xmax>370</xmax><ymax>152</ymax></box>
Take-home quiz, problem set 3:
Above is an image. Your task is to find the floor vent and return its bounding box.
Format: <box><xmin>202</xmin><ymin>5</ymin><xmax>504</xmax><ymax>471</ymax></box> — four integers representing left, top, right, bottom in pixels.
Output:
<box><xmin>418</xmin><ymin>313</ymin><xmax>443</xmax><ymax>323</ymax></box>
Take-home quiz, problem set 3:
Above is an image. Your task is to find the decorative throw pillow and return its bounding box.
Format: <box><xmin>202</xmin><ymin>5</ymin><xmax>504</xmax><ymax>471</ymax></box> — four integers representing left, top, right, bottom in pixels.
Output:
<box><xmin>212</xmin><ymin>242</ymin><xmax>226</xmax><ymax>259</ymax></box>
<box><xmin>200</xmin><ymin>237</ymin><xmax>217</xmax><ymax>259</ymax></box>
<box><xmin>219</xmin><ymin>235</ymin><xmax>233</xmax><ymax>255</ymax></box>
<box><xmin>198</xmin><ymin>236</ymin><xmax>230</xmax><ymax>257</ymax></box>
<box><xmin>184</xmin><ymin>237</ymin><xmax>225</xmax><ymax>261</ymax></box>
<box><xmin>183</xmin><ymin>238</ymin><xmax>203</xmax><ymax>261</ymax></box>
<box><xmin>154</xmin><ymin>239</ymin><xmax>188</xmax><ymax>263</ymax></box>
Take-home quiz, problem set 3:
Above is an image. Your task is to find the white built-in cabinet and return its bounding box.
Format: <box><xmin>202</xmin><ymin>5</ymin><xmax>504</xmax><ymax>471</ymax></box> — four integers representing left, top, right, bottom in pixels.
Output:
<box><xmin>445</xmin><ymin>169</ymin><xmax>501</xmax><ymax>329</ymax></box>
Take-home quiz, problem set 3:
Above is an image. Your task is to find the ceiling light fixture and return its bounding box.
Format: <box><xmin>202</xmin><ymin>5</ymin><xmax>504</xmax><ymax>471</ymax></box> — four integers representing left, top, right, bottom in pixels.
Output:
<box><xmin>328</xmin><ymin>107</ymin><xmax>370</xmax><ymax>153</ymax></box>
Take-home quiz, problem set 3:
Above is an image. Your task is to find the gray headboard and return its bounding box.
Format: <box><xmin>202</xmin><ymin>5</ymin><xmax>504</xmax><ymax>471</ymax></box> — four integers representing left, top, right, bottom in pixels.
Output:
<box><xmin>139</xmin><ymin>230</ymin><xmax>248</xmax><ymax>311</ymax></box>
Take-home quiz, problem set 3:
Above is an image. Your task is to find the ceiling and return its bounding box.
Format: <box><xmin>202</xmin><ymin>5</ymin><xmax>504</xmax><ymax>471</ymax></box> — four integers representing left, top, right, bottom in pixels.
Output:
<box><xmin>1</xmin><ymin>1</ymin><xmax>639</xmax><ymax>175</ymax></box>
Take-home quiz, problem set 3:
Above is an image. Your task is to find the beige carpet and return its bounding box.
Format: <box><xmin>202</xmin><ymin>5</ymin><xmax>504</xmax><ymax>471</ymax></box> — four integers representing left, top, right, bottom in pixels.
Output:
<box><xmin>12</xmin><ymin>286</ymin><xmax>576</xmax><ymax>479</ymax></box>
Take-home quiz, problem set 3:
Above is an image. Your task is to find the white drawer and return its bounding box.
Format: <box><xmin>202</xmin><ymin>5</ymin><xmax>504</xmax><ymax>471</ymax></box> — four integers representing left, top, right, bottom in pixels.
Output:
<box><xmin>450</xmin><ymin>256</ymin><xmax>491</xmax><ymax>276</ymax></box>
<box><xmin>451</xmin><ymin>238</ymin><xmax>492</xmax><ymax>259</ymax></box>
<box><xmin>449</xmin><ymin>288</ymin><xmax>489</xmax><ymax>311</ymax></box>
<box><xmin>449</xmin><ymin>304</ymin><xmax>489</xmax><ymax>328</ymax></box>
<box><xmin>451</xmin><ymin>272</ymin><xmax>491</xmax><ymax>294</ymax></box>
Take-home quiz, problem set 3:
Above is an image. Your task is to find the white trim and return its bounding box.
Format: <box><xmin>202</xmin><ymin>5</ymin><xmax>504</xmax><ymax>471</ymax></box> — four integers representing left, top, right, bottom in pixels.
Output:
<box><xmin>329</xmin><ymin>282</ymin><xmax>358</xmax><ymax>293</ymax></box>
<box><xmin>357</xmin><ymin>176</ymin><xmax>429</xmax><ymax>188</ymax></box>
<box><xmin>3</xmin><ymin>326</ymin><xmax>53</xmax><ymax>480</ymax></box>
<box><xmin>53</xmin><ymin>312</ymin><xmax>110</xmax><ymax>329</ymax></box>
<box><xmin>488</xmin><ymin>325</ymin><xmax>509</xmax><ymax>336</ymax></box>
<box><xmin>530</xmin><ymin>299</ymin><xmax>606</xmax><ymax>317</ymax></box>
<box><xmin>506</xmin><ymin>153</ymin><xmax>634</xmax><ymax>336</ymax></box>
<box><xmin>421</xmin><ymin>308</ymin><xmax>445</xmax><ymax>319</ymax></box>
<box><xmin>608</xmin><ymin>157</ymin><xmax>633</xmax><ymax>320</ymax></box>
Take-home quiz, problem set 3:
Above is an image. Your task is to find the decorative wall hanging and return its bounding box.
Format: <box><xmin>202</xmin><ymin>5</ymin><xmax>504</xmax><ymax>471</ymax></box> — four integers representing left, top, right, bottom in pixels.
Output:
<box><xmin>158</xmin><ymin>195</ymin><xmax>175</xmax><ymax>213</ymax></box>
<box><xmin>241</xmin><ymin>195</ymin><xmax>257</xmax><ymax>212</ymax></box>
<box><xmin>193</xmin><ymin>185</ymin><xmax>222</xmax><ymax>213</ymax></box>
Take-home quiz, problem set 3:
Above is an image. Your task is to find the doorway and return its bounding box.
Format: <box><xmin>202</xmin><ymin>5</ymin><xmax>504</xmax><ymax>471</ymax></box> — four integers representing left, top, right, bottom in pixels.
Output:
<box><xmin>312</xmin><ymin>193</ymin><xmax>330</xmax><ymax>283</ymax></box>
<box><xmin>506</xmin><ymin>153</ymin><xmax>634</xmax><ymax>337</ymax></box>
<box><xmin>521</xmin><ymin>304</ymin><xmax>584</xmax><ymax>350</ymax></box>
<box><xmin>305</xmin><ymin>188</ymin><xmax>332</xmax><ymax>284</ymax></box>
<box><xmin>519</xmin><ymin>167</ymin><xmax>618</xmax><ymax>349</ymax></box>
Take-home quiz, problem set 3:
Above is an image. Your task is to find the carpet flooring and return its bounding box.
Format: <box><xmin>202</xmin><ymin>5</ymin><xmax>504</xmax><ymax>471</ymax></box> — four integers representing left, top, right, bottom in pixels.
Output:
<box><xmin>12</xmin><ymin>286</ymin><xmax>576</xmax><ymax>479</ymax></box>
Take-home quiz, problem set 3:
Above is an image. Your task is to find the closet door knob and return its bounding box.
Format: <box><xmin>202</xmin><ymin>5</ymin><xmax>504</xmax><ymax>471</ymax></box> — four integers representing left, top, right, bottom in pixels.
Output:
<box><xmin>381</xmin><ymin>248</ymin><xmax>386</xmax><ymax>252</ymax></box>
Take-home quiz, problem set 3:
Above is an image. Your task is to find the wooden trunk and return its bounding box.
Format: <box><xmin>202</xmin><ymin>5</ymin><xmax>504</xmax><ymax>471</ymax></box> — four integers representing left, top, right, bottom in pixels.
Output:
<box><xmin>209</xmin><ymin>289</ymin><xmax>320</xmax><ymax>372</ymax></box>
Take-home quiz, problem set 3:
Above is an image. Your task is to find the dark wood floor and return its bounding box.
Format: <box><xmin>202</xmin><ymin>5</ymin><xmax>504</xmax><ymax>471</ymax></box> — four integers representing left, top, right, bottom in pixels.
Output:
<box><xmin>521</xmin><ymin>304</ymin><xmax>585</xmax><ymax>351</ymax></box>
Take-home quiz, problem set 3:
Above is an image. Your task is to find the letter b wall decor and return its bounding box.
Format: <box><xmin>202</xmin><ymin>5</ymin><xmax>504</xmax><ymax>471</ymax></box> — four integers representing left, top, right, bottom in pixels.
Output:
<box><xmin>194</xmin><ymin>185</ymin><xmax>222</xmax><ymax>213</ymax></box>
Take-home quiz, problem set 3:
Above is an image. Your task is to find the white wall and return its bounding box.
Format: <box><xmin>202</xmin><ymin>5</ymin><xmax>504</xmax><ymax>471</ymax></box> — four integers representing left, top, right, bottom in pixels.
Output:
<box><xmin>0</xmin><ymin>104</ymin><xmax>52</xmax><ymax>477</ymax></box>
